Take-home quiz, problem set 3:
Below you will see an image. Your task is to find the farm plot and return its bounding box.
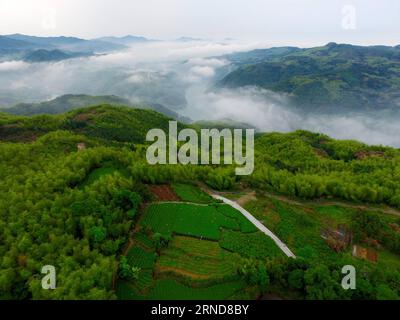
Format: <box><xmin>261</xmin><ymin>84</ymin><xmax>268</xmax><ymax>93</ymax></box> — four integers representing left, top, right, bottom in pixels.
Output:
<box><xmin>172</xmin><ymin>183</ymin><xmax>216</xmax><ymax>204</ymax></box>
<box><xmin>244</xmin><ymin>197</ymin><xmax>341</xmax><ymax>259</ymax></box>
<box><xmin>157</xmin><ymin>236</ymin><xmax>240</xmax><ymax>278</ymax></box>
<box><xmin>150</xmin><ymin>184</ymin><xmax>180</xmax><ymax>201</ymax></box>
<box><xmin>219</xmin><ymin>229</ymin><xmax>285</xmax><ymax>259</ymax></box>
<box><xmin>215</xmin><ymin>204</ymin><xmax>257</xmax><ymax>233</ymax></box>
<box><xmin>141</xmin><ymin>203</ymin><xmax>241</xmax><ymax>240</ymax></box>
<box><xmin>133</xmin><ymin>231</ymin><xmax>156</xmax><ymax>249</ymax></box>
<box><xmin>118</xmin><ymin>201</ymin><xmax>284</xmax><ymax>300</ymax></box>
<box><xmin>126</xmin><ymin>246</ymin><xmax>156</xmax><ymax>269</ymax></box>
<box><xmin>119</xmin><ymin>232</ymin><xmax>157</xmax><ymax>295</ymax></box>
<box><xmin>146</xmin><ymin>279</ymin><xmax>247</xmax><ymax>300</ymax></box>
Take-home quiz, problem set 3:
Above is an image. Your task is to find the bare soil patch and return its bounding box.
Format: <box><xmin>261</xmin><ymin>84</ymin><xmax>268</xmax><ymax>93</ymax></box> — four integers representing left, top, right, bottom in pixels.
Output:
<box><xmin>150</xmin><ymin>185</ymin><xmax>180</xmax><ymax>202</ymax></box>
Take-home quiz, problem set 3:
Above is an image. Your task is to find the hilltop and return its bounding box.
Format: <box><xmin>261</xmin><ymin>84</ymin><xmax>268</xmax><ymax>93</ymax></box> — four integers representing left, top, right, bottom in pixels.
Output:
<box><xmin>0</xmin><ymin>104</ymin><xmax>183</xmax><ymax>143</ymax></box>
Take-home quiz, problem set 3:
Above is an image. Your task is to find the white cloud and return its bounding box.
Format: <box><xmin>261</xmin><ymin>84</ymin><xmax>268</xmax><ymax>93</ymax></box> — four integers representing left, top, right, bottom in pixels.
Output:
<box><xmin>0</xmin><ymin>61</ymin><xmax>29</xmax><ymax>71</ymax></box>
<box><xmin>190</xmin><ymin>66</ymin><xmax>215</xmax><ymax>77</ymax></box>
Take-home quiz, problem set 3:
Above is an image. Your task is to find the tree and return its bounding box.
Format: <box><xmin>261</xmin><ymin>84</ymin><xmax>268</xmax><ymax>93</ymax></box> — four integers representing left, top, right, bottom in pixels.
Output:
<box><xmin>118</xmin><ymin>256</ymin><xmax>141</xmax><ymax>280</ymax></box>
<box><xmin>152</xmin><ymin>233</ymin><xmax>172</xmax><ymax>251</ymax></box>
<box><xmin>90</xmin><ymin>226</ymin><xmax>107</xmax><ymax>243</ymax></box>
<box><xmin>376</xmin><ymin>284</ymin><xmax>399</xmax><ymax>300</ymax></box>
<box><xmin>288</xmin><ymin>269</ymin><xmax>304</xmax><ymax>290</ymax></box>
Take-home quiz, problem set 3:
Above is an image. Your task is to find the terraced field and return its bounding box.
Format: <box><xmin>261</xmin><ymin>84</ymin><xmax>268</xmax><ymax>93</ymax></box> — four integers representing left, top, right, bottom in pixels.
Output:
<box><xmin>119</xmin><ymin>279</ymin><xmax>247</xmax><ymax>300</ymax></box>
<box><xmin>219</xmin><ymin>229</ymin><xmax>284</xmax><ymax>259</ymax></box>
<box><xmin>116</xmin><ymin>184</ymin><xmax>286</xmax><ymax>300</ymax></box>
<box><xmin>126</xmin><ymin>246</ymin><xmax>156</xmax><ymax>269</ymax></box>
<box><xmin>157</xmin><ymin>236</ymin><xmax>240</xmax><ymax>278</ymax></box>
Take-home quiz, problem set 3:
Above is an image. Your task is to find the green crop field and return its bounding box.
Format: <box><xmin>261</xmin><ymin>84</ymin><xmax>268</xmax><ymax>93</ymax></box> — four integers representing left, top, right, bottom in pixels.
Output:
<box><xmin>219</xmin><ymin>229</ymin><xmax>284</xmax><ymax>259</ymax></box>
<box><xmin>172</xmin><ymin>183</ymin><xmax>216</xmax><ymax>204</ymax></box>
<box><xmin>126</xmin><ymin>246</ymin><xmax>157</xmax><ymax>269</ymax></box>
<box><xmin>244</xmin><ymin>195</ymin><xmax>400</xmax><ymax>265</ymax></box>
<box><xmin>145</xmin><ymin>279</ymin><xmax>247</xmax><ymax>300</ymax></box>
<box><xmin>244</xmin><ymin>197</ymin><xmax>338</xmax><ymax>259</ymax></box>
<box><xmin>141</xmin><ymin>203</ymin><xmax>242</xmax><ymax>240</ymax></box>
<box><xmin>215</xmin><ymin>204</ymin><xmax>257</xmax><ymax>233</ymax></box>
<box><xmin>157</xmin><ymin>236</ymin><xmax>240</xmax><ymax>278</ymax></box>
<box><xmin>117</xmin><ymin>200</ymin><xmax>284</xmax><ymax>300</ymax></box>
<box><xmin>133</xmin><ymin>231</ymin><xmax>156</xmax><ymax>249</ymax></box>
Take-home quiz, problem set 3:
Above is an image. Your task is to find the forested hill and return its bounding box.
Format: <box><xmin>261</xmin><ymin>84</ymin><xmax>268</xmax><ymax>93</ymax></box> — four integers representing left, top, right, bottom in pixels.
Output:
<box><xmin>0</xmin><ymin>104</ymin><xmax>400</xmax><ymax>299</ymax></box>
<box><xmin>0</xmin><ymin>104</ymin><xmax>184</xmax><ymax>144</ymax></box>
<box><xmin>1</xmin><ymin>94</ymin><xmax>191</xmax><ymax>123</ymax></box>
<box><xmin>218</xmin><ymin>43</ymin><xmax>400</xmax><ymax>113</ymax></box>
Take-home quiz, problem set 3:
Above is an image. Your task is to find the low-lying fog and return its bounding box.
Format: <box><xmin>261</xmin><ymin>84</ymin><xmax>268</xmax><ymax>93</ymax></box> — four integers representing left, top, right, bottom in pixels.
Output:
<box><xmin>0</xmin><ymin>40</ymin><xmax>399</xmax><ymax>147</ymax></box>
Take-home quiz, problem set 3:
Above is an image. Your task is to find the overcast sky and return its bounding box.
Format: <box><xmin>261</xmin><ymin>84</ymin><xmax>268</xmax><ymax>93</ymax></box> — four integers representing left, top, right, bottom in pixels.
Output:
<box><xmin>0</xmin><ymin>0</ymin><xmax>399</xmax><ymax>46</ymax></box>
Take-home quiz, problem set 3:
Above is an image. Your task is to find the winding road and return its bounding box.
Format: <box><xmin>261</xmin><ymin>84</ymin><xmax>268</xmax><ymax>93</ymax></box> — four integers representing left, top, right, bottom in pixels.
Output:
<box><xmin>211</xmin><ymin>194</ymin><xmax>296</xmax><ymax>259</ymax></box>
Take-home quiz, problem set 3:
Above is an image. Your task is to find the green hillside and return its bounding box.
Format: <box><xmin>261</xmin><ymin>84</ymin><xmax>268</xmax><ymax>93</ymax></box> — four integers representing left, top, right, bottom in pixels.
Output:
<box><xmin>0</xmin><ymin>105</ymin><xmax>399</xmax><ymax>300</ymax></box>
<box><xmin>219</xmin><ymin>43</ymin><xmax>400</xmax><ymax>113</ymax></box>
<box><xmin>0</xmin><ymin>104</ymin><xmax>183</xmax><ymax>143</ymax></box>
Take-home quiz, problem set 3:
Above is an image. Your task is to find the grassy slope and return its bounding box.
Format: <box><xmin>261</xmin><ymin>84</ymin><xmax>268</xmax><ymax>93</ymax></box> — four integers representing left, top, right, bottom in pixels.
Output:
<box><xmin>172</xmin><ymin>183</ymin><xmax>217</xmax><ymax>204</ymax></box>
<box><xmin>243</xmin><ymin>193</ymin><xmax>400</xmax><ymax>269</ymax></box>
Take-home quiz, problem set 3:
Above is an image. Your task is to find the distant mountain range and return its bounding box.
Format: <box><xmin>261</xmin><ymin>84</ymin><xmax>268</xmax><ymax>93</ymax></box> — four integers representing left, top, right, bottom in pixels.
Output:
<box><xmin>0</xmin><ymin>33</ymin><xmax>154</xmax><ymax>63</ymax></box>
<box><xmin>218</xmin><ymin>43</ymin><xmax>400</xmax><ymax>113</ymax></box>
<box><xmin>0</xmin><ymin>94</ymin><xmax>191</xmax><ymax>123</ymax></box>
<box><xmin>96</xmin><ymin>35</ymin><xmax>154</xmax><ymax>45</ymax></box>
<box><xmin>176</xmin><ymin>37</ymin><xmax>205</xmax><ymax>42</ymax></box>
<box><xmin>22</xmin><ymin>49</ymin><xmax>93</xmax><ymax>63</ymax></box>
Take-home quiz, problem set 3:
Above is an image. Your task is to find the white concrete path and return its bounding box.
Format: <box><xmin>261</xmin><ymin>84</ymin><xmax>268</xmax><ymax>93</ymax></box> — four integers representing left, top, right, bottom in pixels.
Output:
<box><xmin>212</xmin><ymin>194</ymin><xmax>296</xmax><ymax>258</ymax></box>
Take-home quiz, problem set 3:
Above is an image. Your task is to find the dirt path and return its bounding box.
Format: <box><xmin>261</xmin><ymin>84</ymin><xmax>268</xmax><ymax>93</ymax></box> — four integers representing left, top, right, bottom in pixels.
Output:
<box><xmin>154</xmin><ymin>201</ymin><xmax>210</xmax><ymax>206</ymax></box>
<box><xmin>211</xmin><ymin>185</ymin><xmax>400</xmax><ymax>217</ymax></box>
<box><xmin>260</xmin><ymin>192</ymin><xmax>400</xmax><ymax>217</ymax></box>
<box><xmin>236</xmin><ymin>191</ymin><xmax>257</xmax><ymax>207</ymax></box>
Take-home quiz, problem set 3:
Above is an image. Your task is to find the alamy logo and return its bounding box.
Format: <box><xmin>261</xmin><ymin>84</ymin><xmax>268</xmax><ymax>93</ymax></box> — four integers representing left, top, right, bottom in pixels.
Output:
<box><xmin>146</xmin><ymin>121</ymin><xmax>254</xmax><ymax>175</ymax></box>
<box><xmin>341</xmin><ymin>5</ymin><xmax>357</xmax><ymax>30</ymax></box>
<box><xmin>341</xmin><ymin>265</ymin><xmax>356</xmax><ymax>290</ymax></box>
<box><xmin>41</xmin><ymin>265</ymin><xmax>56</xmax><ymax>290</ymax></box>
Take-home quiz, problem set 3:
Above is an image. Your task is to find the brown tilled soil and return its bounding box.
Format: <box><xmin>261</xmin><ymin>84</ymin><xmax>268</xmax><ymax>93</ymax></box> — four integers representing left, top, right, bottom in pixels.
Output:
<box><xmin>236</xmin><ymin>191</ymin><xmax>257</xmax><ymax>207</ymax></box>
<box><xmin>150</xmin><ymin>185</ymin><xmax>180</xmax><ymax>201</ymax></box>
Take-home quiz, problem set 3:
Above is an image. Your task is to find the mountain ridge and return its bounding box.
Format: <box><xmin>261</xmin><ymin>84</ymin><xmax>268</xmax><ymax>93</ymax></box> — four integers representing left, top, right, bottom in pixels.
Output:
<box><xmin>218</xmin><ymin>43</ymin><xmax>400</xmax><ymax>113</ymax></box>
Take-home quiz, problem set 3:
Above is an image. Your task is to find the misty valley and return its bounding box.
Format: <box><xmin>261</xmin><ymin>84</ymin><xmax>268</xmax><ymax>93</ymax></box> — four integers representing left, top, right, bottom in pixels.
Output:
<box><xmin>1</xmin><ymin>36</ymin><xmax>400</xmax><ymax>147</ymax></box>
